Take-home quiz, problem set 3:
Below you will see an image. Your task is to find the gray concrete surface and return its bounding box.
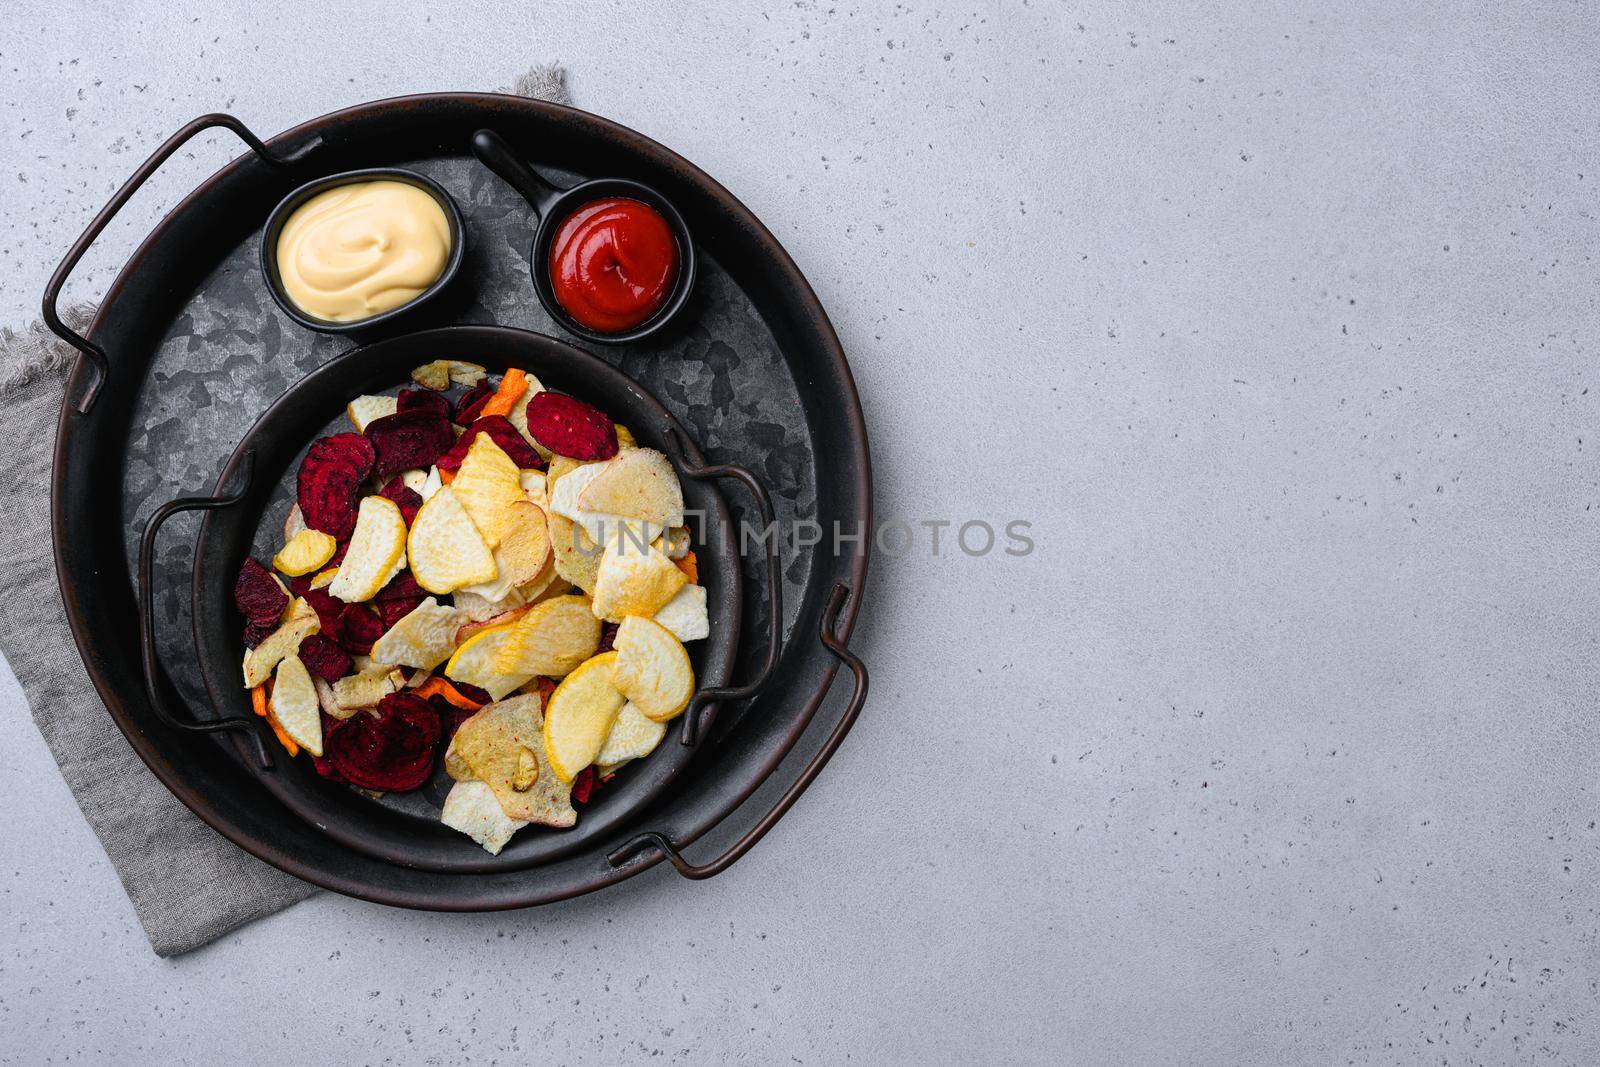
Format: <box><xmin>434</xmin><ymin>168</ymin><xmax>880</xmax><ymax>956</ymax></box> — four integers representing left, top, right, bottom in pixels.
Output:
<box><xmin>3</xmin><ymin>1</ymin><xmax>1598</xmax><ymax>1062</ymax></box>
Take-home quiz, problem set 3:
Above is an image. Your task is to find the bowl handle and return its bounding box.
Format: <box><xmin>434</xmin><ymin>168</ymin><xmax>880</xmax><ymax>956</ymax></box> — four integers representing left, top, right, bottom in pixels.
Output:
<box><xmin>471</xmin><ymin>129</ymin><xmax>566</xmax><ymax>217</ymax></box>
<box><xmin>606</xmin><ymin>581</ymin><xmax>867</xmax><ymax>879</ymax></box>
<box><xmin>663</xmin><ymin>426</ymin><xmax>783</xmax><ymax>747</ymax></box>
<box><xmin>43</xmin><ymin>113</ymin><xmax>318</xmax><ymax>415</ymax></box>
<box><xmin>137</xmin><ymin>451</ymin><xmax>275</xmax><ymax>770</ymax></box>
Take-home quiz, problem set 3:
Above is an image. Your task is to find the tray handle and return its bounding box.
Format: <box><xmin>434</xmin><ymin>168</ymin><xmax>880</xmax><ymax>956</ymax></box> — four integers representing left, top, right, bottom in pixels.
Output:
<box><xmin>606</xmin><ymin>581</ymin><xmax>867</xmax><ymax>879</ymax></box>
<box><xmin>664</xmin><ymin>426</ymin><xmax>784</xmax><ymax>747</ymax></box>
<box><xmin>44</xmin><ymin>113</ymin><xmax>316</xmax><ymax>415</ymax></box>
<box><xmin>138</xmin><ymin>451</ymin><xmax>274</xmax><ymax>770</ymax></box>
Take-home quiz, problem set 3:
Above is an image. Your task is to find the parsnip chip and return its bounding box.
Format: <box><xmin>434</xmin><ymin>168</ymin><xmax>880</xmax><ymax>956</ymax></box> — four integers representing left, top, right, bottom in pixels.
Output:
<box><xmin>448</xmin><ymin>695</ymin><xmax>576</xmax><ymax>824</ymax></box>
<box><xmin>548</xmin><ymin>510</ymin><xmax>602</xmax><ymax>595</ymax></box>
<box><xmin>242</xmin><ymin>613</ymin><xmax>320</xmax><ymax>687</ymax></box>
<box><xmin>313</xmin><ymin>675</ymin><xmax>350</xmax><ymax>719</ymax></box>
<box><xmin>609</xmin><ymin>615</ymin><xmax>694</xmax><ymax>721</ymax></box>
<box><xmin>451</xmin><ymin>433</ymin><xmax>527</xmax><ymax>548</ymax></box>
<box><xmin>455</xmin><ymin>501</ymin><xmax>552</xmax><ymax>602</ymax></box>
<box><xmin>542</xmin><ymin>652</ymin><xmax>626</xmax><ymax>781</ymax></box>
<box><xmin>548</xmin><ymin>459</ymin><xmax>660</xmax><ymax>546</ymax></box>
<box><xmin>270</xmin><ymin>654</ymin><xmax>324</xmax><ymax>756</ymax></box>
<box><xmin>444</xmin><ymin>622</ymin><xmax>537</xmax><ymax>701</ymax></box>
<box><xmin>662</xmin><ymin>525</ymin><xmax>691</xmax><ymax>560</ymax></box>
<box><xmin>446</xmin><ymin>360</ymin><xmax>487</xmax><ymax>386</ymax></box>
<box><xmin>400</xmin><ymin>468</ymin><xmax>429</xmax><ymax>494</ymax></box>
<box><xmin>417</xmin><ymin>465</ymin><xmax>443</xmax><ymax>502</ymax></box>
<box><xmin>452</xmin><ymin>584</ymin><xmax>529</xmax><ymax>623</ymax></box>
<box><xmin>309</xmin><ymin>567</ymin><xmax>339</xmax><ymax>590</ymax></box>
<box><xmin>273</xmin><ymin>528</ymin><xmax>337</xmax><ymax>577</ymax></box>
<box><xmin>576</xmin><ymin>448</ymin><xmax>684</xmax><ymax>529</ymax></box>
<box><xmin>520</xmin><ymin>469</ymin><xmax>547</xmax><ymax>508</ymax></box>
<box><xmin>346</xmin><ymin>394</ymin><xmax>399</xmax><ymax>432</ymax></box>
<box><xmin>327</xmin><ymin>496</ymin><xmax>407</xmax><ymax>603</ymax></box>
<box><xmin>333</xmin><ymin>669</ymin><xmax>397</xmax><ymax>710</ymax></box>
<box><xmin>410</xmin><ymin>360</ymin><xmax>451</xmax><ymax>390</ymax></box>
<box><xmin>407</xmin><ymin>485</ymin><xmax>497</xmax><ymax>594</ymax></box>
<box><xmin>494</xmin><ymin>594</ymin><xmax>602</xmax><ymax>678</ymax></box>
<box><xmin>651</xmin><ymin>583</ymin><xmax>710</xmax><ymax>642</ymax></box>
<box><xmin>282</xmin><ymin>503</ymin><xmax>308</xmax><ymax>543</ymax></box>
<box><xmin>597</xmin><ymin>701</ymin><xmax>668</xmax><ymax>765</ymax></box>
<box><xmin>441</xmin><ymin>779</ymin><xmax>528</xmax><ymax>854</ymax></box>
<box><xmin>591</xmin><ymin>535</ymin><xmax>688</xmax><ymax>622</ymax></box>
<box><xmin>370</xmin><ymin>596</ymin><xmax>460</xmax><ymax>669</ymax></box>
<box><xmin>506</xmin><ymin>372</ymin><xmax>549</xmax><ymax>458</ymax></box>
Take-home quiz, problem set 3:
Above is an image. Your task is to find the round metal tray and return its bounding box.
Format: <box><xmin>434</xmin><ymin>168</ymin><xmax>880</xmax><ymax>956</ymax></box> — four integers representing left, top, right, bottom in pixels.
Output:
<box><xmin>46</xmin><ymin>94</ymin><xmax>870</xmax><ymax>908</ymax></box>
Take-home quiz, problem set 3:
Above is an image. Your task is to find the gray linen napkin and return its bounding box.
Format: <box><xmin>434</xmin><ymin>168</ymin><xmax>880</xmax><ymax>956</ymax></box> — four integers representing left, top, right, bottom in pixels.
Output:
<box><xmin>0</xmin><ymin>64</ymin><xmax>570</xmax><ymax>957</ymax></box>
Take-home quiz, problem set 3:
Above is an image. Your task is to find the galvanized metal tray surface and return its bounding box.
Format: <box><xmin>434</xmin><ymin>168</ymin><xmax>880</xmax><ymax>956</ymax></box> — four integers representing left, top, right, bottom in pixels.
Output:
<box><xmin>48</xmin><ymin>94</ymin><xmax>869</xmax><ymax>908</ymax></box>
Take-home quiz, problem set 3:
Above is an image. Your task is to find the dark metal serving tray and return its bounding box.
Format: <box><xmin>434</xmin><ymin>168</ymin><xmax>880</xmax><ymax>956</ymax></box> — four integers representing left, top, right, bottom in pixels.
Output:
<box><xmin>46</xmin><ymin>94</ymin><xmax>870</xmax><ymax>908</ymax></box>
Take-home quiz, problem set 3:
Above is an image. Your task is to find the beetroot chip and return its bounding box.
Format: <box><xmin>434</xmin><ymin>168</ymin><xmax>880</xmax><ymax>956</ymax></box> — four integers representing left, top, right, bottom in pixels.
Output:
<box><xmin>523</xmin><ymin>391</ymin><xmax>618</xmax><ymax>460</ymax></box>
<box><xmin>365</xmin><ymin>409</ymin><xmax>454</xmax><ymax>478</ymax></box>
<box><xmin>242</xmin><ymin>618</ymin><xmax>277</xmax><ymax>649</ymax></box>
<box><xmin>377</xmin><ymin>476</ymin><xmax>424</xmax><ymax>525</ymax></box>
<box><xmin>376</xmin><ymin>570</ymin><xmax>424</xmax><ymax>603</ymax></box>
<box><xmin>571</xmin><ymin>765</ymin><xmax>596</xmax><ymax>804</ymax></box>
<box><xmin>323</xmin><ymin>693</ymin><xmax>441</xmax><ymax>792</ymax></box>
<box><xmin>596</xmin><ymin>621</ymin><xmax>620</xmax><ymax>655</ymax></box>
<box><xmin>297</xmin><ymin>433</ymin><xmax>375</xmax><ymax>539</ymax></box>
<box><xmin>298</xmin><ymin>633</ymin><xmax>352</xmax><ymax>683</ymax></box>
<box><xmin>332</xmin><ymin>604</ymin><xmax>384</xmax><ymax>655</ymax></box>
<box><xmin>234</xmin><ymin>557</ymin><xmax>288</xmax><ymax>625</ymax></box>
<box><xmin>397</xmin><ymin>387</ymin><xmax>450</xmax><ymax>420</ymax></box>
<box><xmin>302</xmin><ymin>588</ymin><xmax>344</xmax><ymax>633</ymax></box>
<box><xmin>378</xmin><ymin>596</ymin><xmax>424</xmax><ymax>629</ymax></box>
<box><xmin>427</xmin><ymin>695</ymin><xmax>478</xmax><ymax>740</ymax></box>
<box><xmin>452</xmin><ymin>381</ymin><xmax>495</xmax><ymax>425</ymax></box>
<box><xmin>436</xmin><ymin>415</ymin><xmax>543</xmax><ymax>472</ymax></box>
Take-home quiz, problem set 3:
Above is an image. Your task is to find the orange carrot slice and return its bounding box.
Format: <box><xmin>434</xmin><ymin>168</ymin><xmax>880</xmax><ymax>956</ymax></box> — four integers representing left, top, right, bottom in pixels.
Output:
<box><xmin>439</xmin><ymin>467</ymin><xmax>456</xmax><ymax>485</ymax></box>
<box><xmin>673</xmin><ymin>550</ymin><xmax>697</xmax><ymax>583</ymax></box>
<box><xmin>479</xmin><ymin>368</ymin><xmax>529</xmax><ymax>419</ymax></box>
<box><xmin>251</xmin><ymin>685</ymin><xmax>269</xmax><ymax>717</ymax></box>
<box><xmin>412</xmin><ymin>675</ymin><xmax>484</xmax><ymax>711</ymax></box>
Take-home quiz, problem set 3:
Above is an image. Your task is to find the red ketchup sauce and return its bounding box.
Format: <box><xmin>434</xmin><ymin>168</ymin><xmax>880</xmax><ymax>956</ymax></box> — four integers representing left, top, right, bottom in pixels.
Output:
<box><xmin>548</xmin><ymin>197</ymin><xmax>678</xmax><ymax>333</ymax></box>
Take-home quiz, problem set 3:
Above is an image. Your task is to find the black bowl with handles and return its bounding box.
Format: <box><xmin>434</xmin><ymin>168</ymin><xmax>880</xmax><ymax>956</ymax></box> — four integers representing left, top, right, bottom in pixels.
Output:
<box><xmin>156</xmin><ymin>325</ymin><xmax>780</xmax><ymax>874</ymax></box>
<box><xmin>470</xmin><ymin>129</ymin><xmax>698</xmax><ymax>346</ymax></box>
<box><xmin>259</xmin><ymin>167</ymin><xmax>467</xmax><ymax>334</ymax></box>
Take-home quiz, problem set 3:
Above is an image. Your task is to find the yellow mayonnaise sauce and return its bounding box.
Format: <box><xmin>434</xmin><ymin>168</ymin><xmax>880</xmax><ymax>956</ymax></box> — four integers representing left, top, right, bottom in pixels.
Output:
<box><xmin>275</xmin><ymin>180</ymin><xmax>451</xmax><ymax>322</ymax></box>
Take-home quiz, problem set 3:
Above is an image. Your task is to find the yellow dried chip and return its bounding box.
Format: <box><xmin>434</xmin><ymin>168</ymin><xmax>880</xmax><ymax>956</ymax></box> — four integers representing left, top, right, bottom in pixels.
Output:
<box><xmin>282</xmin><ymin>503</ymin><xmax>308</xmax><ymax>543</ymax></box>
<box><xmin>309</xmin><ymin>567</ymin><xmax>339</xmax><ymax>590</ymax></box>
<box><xmin>270</xmin><ymin>654</ymin><xmax>323</xmax><ymax>756</ymax></box>
<box><xmin>444</xmin><ymin>622</ymin><xmax>537</xmax><ymax>701</ymax></box>
<box><xmin>272</xmin><ymin>528</ymin><xmax>337</xmax><ymax>577</ymax></box>
<box><xmin>494</xmin><ymin>594</ymin><xmax>602</xmax><ymax>678</ymax></box>
<box><xmin>332</xmin><ymin>670</ymin><xmax>396</xmax><ymax>710</ymax></box>
<box><xmin>370</xmin><ymin>596</ymin><xmax>460</xmax><ymax>669</ymax></box>
<box><xmin>241</xmin><ymin>613</ymin><xmax>320</xmax><ymax>688</ymax></box>
<box><xmin>547</xmin><ymin>509</ymin><xmax>602</xmax><ymax>595</ymax></box>
<box><xmin>596</xmin><ymin>701</ymin><xmax>667</xmax><ymax>766</ymax></box>
<box><xmin>452</xmin><ymin>433</ymin><xmax>527</xmax><ymax>548</ymax></box>
<box><xmin>651</xmin><ymin>583</ymin><xmax>709</xmax><ymax>642</ymax></box>
<box><xmin>448</xmin><ymin>694</ymin><xmax>576</xmax><ymax>824</ymax></box>
<box><xmin>614</xmin><ymin>424</ymin><xmax>638</xmax><ymax>450</ymax></box>
<box><xmin>455</xmin><ymin>501</ymin><xmax>552</xmax><ymax>602</ymax></box>
<box><xmin>346</xmin><ymin>393</ymin><xmax>398</xmax><ymax>432</ymax></box>
<box><xmin>609</xmin><ymin>615</ymin><xmax>694</xmax><ymax>721</ymax></box>
<box><xmin>411</xmin><ymin>360</ymin><xmax>451</xmax><ymax>390</ymax></box>
<box><xmin>590</xmin><ymin>535</ymin><xmax>688</xmax><ymax>622</ymax></box>
<box><xmin>576</xmin><ymin>448</ymin><xmax>684</xmax><ymax>529</ymax></box>
<box><xmin>327</xmin><ymin>496</ymin><xmax>407</xmax><ymax>603</ymax></box>
<box><xmin>407</xmin><ymin>485</ymin><xmax>497</xmax><ymax>594</ymax></box>
<box><xmin>447</xmin><ymin>360</ymin><xmax>487</xmax><ymax>386</ymax></box>
<box><xmin>542</xmin><ymin>652</ymin><xmax>626</xmax><ymax>782</ymax></box>
<box><xmin>441</xmin><ymin>779</ymin><xmax>527</xmax><ymax>854</ymax></box>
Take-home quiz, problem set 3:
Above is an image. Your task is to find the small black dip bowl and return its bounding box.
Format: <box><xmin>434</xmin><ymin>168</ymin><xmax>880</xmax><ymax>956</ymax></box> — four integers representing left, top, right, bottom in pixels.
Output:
<box><xmin>471</xmin><ymin>129</ymin><xmax>698</xmax><ymax>346</ymax></box>
<box><xmin>259</xmin><ymin>167</ymin><xmax>466</xmax><ymax>334</ymax></box>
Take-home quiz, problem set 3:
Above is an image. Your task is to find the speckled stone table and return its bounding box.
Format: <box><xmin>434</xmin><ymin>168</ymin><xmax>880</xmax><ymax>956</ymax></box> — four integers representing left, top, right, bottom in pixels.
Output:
<box><xmin>3</xmin><ymin>1</ymin><xmax>1598</xmax><ymax>1063</ymax></box>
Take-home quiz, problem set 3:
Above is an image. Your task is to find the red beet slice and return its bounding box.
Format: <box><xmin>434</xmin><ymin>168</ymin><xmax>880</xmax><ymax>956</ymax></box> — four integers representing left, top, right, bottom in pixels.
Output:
<box><xmin>297</xmin><ymin>433</ymin><xmax>375</xmax><ymax>540</ymax></box>
<box><xmin>375</xmin><ymin>571</ymin><xmax>424</xmax><ymax>603</ymax></box>
<box><xmin>377</xmin><ymin>476</ymin><xmax>424</xmax><ymax>525</ymax></box>
<box><xmin>571</xmin><ymin>765</ymin><xmax>596</xmax><ymax>804</ymax></box>
<box><xmin>596</xmin><ymin>621</ymin><xmax>620</xmax><ymax>655</ymax></box>
<box><xmin>523</xmin><ymin>391</ymin><xmax>618</xmax><ymax>460</ymax></box>
<box><xmin>452</xmin><ymin>381</ymin><xmax>495</xmax><ymax>425</ymax></box>
<box><xmin>397</xmin><ymin>387</ymin><xmax>450</xmax><ymax>420</ymax></box>
<box><xmin>332</xmin><ymin>604</ymin><xmax>384</xmax><ymax>655</ymax></box>
<box><xmin>297</xmin><ymin>633</ymin><xmax>352</xmax><ymax>683</ymax></box>
<box><xmin>427</xmin><ymin>695</ymin><xmax>479</xmax><ymax>740</ymax></box>
<box><xmin>365</xmin><ymin>409</ymin><xmax>454</xmax><ymax>478</ymax></box>
<box><xmin>436</xmin><ymin>414</ymin><xmax>544</xmax><ymax>472</ymax></box>
<box><xmin>301</xmin><ymin>588</ymin><xmax>344</xmax><ymax>633</ymax></box>
<box><xmin>242</xmin><ymin>618</ymin><xmax>276</xmax><ymax>649</ymax></box>
<box><xmin>323</xmin><ymin>693</ymin><xmax>441</xmax><ymax>792</ymax></box>
<box><xmin>377</xmin><ymin>596</ymin><xmax>424</xmax><ymax>629</ymax></box>
<box><xmin>234</xmin><ymin>557</ymin><xmax>288</xmax><ymax>625</ymax></box>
